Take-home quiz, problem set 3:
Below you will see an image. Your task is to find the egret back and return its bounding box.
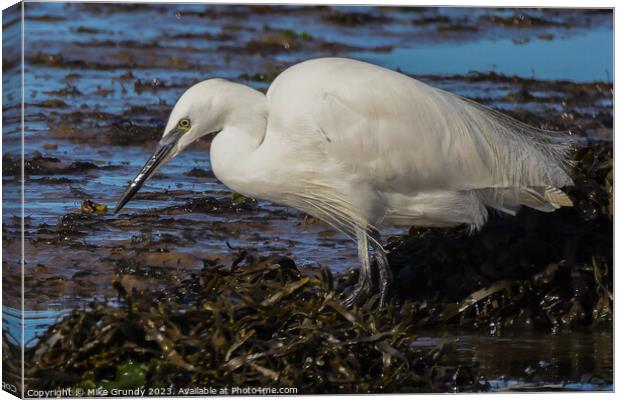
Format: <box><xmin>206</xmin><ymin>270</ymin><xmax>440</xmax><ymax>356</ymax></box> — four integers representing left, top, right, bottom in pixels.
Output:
<box><xmin>266</xmin><ymin>57</ymin><xmax>573</xmax><ymax>197</ymax></box>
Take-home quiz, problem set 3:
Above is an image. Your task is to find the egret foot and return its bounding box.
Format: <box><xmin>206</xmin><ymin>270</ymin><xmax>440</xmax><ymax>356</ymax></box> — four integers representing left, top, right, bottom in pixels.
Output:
<box><xmin>342</xmin><ymin>227</ymin><xmax>376</xmax><ymax>308</ymax></box>
<box><xmin>375</xmin><ymin>251</ymin><xmax>393</xmax><ymax>307</ymax></box>
<box><xmin>342</xmin><ymin>272</ymin><xmax>374</xmax><ymax>308</ymax></box>
<box><xmin>342</xmin><ymin>228</ymin><xmax>393</xmax><ymax>308</ymax></box>
<box><xmin>368</xmin><ymin>230</ymin><xmax>393</xmax><ymax>307</ymax></box>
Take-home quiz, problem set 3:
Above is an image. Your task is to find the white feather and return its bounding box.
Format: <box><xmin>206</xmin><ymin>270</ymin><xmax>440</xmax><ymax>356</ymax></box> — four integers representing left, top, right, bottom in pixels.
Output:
<box><xmin>259</xmin><ymin>57</ymin><xmax>573</xmax><ymax>232</ymax></box>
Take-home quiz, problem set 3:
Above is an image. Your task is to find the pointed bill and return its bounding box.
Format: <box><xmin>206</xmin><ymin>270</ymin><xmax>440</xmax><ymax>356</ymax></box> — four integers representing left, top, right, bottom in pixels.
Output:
<box><xmin>114</xmin><ymin>130</ymin><xmax>182</xmax><ymax>213</ymax></box>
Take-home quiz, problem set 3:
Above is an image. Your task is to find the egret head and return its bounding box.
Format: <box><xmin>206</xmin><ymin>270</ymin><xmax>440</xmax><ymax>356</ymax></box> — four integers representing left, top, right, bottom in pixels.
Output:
<box><xmin>113</xmin><ymin>79</ymin><xmax>232</xmax><ymax>213</ymax></box>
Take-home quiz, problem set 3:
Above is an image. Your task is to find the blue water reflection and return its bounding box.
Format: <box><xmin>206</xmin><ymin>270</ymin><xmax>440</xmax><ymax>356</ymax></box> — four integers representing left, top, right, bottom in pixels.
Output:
<box><xmin>357</xmin><ymin>28</ymin><xmax>613</xmax><ymax>82</ymax></box>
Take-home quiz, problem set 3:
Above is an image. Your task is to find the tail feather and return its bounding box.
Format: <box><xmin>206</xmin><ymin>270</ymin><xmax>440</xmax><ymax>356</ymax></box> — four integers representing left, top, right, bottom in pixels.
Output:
<box><xmin>479</xmin><ymin>186</ymin><xmax>573</xmax><ymax>215</ymax></box>
<box><xmin>543</xmin><ymin>186</ymin><xmax>574</xmax><ymax>207</ymax></box>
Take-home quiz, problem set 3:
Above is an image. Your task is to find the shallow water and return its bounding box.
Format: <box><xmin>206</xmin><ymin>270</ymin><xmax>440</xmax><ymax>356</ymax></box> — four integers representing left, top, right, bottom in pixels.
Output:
<box><xmin>416</xmin><ymin>330</ymin><xmax>613</xmax><ymax>391</ymax></box>
<box><xmin>3</xmin><ymin>306</ymin><xmax>70</xmax><ymax>346</ymax></box>
<box><xmin>2</xmin><ymin>3</ymin><xmax>613</xmax><ymax>391</ymax></box>
<box><xmin>358</xmin><ymin>28</ymin><xmax>613</xmax><ymax>82</ymax></box>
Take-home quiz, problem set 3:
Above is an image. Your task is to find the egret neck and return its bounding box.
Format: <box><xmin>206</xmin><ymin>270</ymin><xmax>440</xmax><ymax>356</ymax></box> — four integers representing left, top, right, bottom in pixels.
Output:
<box><xmin>209</xmin><ymin>89</ymin><xmax>269</xmax><ymax>198</ymax></box>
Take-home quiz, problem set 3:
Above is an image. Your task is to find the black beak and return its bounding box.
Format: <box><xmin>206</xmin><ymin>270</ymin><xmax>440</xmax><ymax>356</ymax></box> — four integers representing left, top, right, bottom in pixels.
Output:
<box><xmin>114</xmin><ymin>131</ymin><xmax>181</xmax><ymax>213</ymax></box>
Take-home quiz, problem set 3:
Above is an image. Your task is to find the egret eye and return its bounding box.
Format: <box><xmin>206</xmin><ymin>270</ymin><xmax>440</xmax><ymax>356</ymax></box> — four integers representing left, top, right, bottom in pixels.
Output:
<box><xmin>178</xmin><ymin>118</ymin><xmax>191</xmax><ymax>129</ymax></box>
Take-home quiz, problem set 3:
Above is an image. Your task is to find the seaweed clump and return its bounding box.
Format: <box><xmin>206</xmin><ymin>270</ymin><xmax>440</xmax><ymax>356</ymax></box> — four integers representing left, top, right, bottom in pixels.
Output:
<box><xmin>25</xmin><ymin>255</ymin><xmax>484</xmax><ymax>394</ymax></box>
<box><xmin>2</xmin><ymin>152</ymin><xmax>101</xmax><ymax>176</ymax></box>
<box><xmin>322</xmin><ymin>10</ymin><xmax>390</xmax><ymax>26</ymax></box>
<box><xmin>478</xmin><ymin>13</ymin><xmax>566</xmax><ymax>28</ymax></box>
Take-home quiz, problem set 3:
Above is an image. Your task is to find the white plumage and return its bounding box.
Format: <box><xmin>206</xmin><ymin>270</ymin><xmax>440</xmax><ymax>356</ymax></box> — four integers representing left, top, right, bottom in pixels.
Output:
<box><xmin>116</xmin><ymin>57</ymin><xmax>574</xmax><ymax>307</ymax></box>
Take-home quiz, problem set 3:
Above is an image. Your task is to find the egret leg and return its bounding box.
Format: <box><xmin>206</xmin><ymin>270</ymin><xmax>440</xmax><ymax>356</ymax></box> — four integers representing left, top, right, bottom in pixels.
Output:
<box><xmin>370</xmin><ymin>230</ymin><xmax>392</xmax><ymax>307</ymax></box>
<box><xmin>342</xmin><ymin>228</ymin><xmax>374</xmax><ymax>308</ymax></box>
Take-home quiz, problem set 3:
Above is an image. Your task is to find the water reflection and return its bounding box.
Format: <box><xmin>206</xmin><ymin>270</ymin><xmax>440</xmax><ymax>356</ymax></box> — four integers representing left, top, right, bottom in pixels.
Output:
<box><xmin>357</xmin><ymin>28</ymin><xmax>613</xmax><ymax>82</ymax></box>
<box><xmin>414</xmin><ymin>329</ymin><xmax>613</xmax><ymax>391</ymax></box>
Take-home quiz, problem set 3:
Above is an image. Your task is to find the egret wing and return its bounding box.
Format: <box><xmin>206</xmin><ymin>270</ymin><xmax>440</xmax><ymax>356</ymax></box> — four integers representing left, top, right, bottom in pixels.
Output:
<box><xmin>268</xmin><ymin>58</ymin><xmax>573</xmax><ymax>196</ymax></box>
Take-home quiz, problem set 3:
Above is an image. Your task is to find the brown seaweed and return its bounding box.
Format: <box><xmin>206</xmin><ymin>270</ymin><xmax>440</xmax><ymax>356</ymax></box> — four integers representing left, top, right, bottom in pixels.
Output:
<box><xmin>24</xmin><ymin>256</ymin><xmax>485</xmax><ymax>394</ymax></box>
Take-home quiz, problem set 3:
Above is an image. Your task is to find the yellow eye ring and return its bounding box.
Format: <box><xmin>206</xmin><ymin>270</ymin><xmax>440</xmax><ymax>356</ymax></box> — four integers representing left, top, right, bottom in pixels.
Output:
<box><xmin>178</xmin><ymin>118</ymin><xmax>191</xmax><ymax>129</ymax></box>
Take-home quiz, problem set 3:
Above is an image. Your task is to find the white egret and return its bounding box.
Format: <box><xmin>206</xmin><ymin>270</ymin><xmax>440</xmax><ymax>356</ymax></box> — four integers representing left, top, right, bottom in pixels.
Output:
<box><xmin>114</xmin><ymin>57</ymin><xmax>573</xmax><ymax>307</ymax></box>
